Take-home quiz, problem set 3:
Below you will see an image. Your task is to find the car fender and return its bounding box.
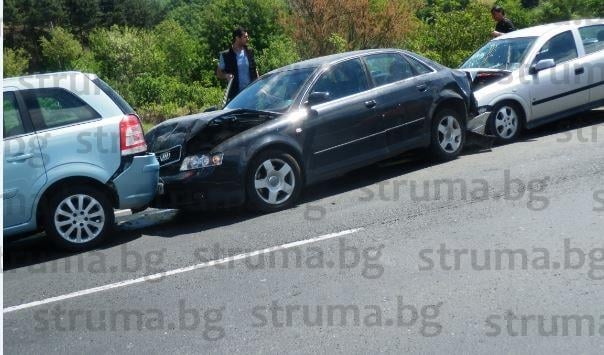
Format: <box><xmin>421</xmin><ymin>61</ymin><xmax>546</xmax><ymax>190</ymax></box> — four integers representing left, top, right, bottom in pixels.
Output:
<box><xmin>484</xmin><ymin>93</ymin><xmax>532</xmax><ymax>122</ymax></box>
<box><xmin>32</xmin><ymin>162</ymin><xmax>112</xmax><ymax>214</ymax></box>
<box><xmin>245</xmin><ymin>133</ymin><xmax>304</xmax><ymax>168</ymax></box>
<box><xmin>429</xmin><ymin>89</ymin><xmax>468</xmax><ymax>121</ymax></box>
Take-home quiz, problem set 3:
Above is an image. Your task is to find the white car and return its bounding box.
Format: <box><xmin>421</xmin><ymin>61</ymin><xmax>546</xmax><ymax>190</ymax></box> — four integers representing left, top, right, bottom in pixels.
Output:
<box><xmin>461</xmin><ymin>19</ymin><xmax>604</xmax><ymax>142</ymax></box>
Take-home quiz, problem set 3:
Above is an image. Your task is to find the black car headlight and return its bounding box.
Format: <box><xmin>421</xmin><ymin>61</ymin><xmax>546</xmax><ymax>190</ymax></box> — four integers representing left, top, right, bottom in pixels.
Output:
<box><xmin>180</xmin><ymin>153</ymin><xmax>224</xmax><ymax>171</ymax></box>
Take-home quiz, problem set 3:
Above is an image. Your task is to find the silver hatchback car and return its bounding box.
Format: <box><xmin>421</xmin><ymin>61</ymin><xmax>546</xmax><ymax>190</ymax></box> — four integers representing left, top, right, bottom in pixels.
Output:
<box><xmin>461</xmin><ymin>19</ymin><xmax>604</xmax><ymax>142</ymax></box>
<box><xmin>3</xmin><ymin>72</ymin><xmax>159</xmax><ymax>250</ymax></box>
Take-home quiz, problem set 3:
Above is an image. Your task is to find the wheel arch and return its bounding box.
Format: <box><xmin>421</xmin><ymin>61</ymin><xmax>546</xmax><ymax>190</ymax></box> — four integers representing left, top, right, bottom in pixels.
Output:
<box><xmin>246</xmin><ymin>139</ymin><xmax>305</xmax><ymax>184</ymax></box>
<box><xmin>36</xmin><ymin>176</ymin><xmax>118</xmax><ymax>229</ymax></box>
<box><xmin>430</xmin><ymin>89</ymin><xmax>468</xmax><ymax>123</ymax></box>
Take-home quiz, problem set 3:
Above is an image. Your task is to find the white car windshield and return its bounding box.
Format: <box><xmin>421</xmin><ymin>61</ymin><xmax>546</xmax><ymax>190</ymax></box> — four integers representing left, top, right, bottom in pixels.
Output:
<box><xmin>461</xmin><ymin>37</ymin><xmax>537</xmax><ymax>70</ymax></box>
<box><xmin>226</xmin><ymin>67</ymin><xmax>316</xmax><ymax>113</ymax></box>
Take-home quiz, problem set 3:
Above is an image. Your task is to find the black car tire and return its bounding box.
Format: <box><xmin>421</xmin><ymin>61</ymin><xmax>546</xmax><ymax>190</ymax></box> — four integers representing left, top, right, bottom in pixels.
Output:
<box><xmin>429</xmin><ymin>108</ymin><xmax>466</xmax><ymax>161</ymax></box>
<box><xmin>246</xmin><ymin>150</ymin><xmax>302</xmax><ymax>213</ymax></box>
<box><xmin>43</xmin><ymin>186</ymin><xmax>114</xmax><ymax>251</ymax></box>
<box><xmin>488</xmin><ymin>101</ymin><xmax>523</xmax><ymax>143</ymax></box>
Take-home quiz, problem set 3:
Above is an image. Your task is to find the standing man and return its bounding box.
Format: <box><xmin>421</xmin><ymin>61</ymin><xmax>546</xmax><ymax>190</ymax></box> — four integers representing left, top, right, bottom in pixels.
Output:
<box><xmin>216</xmin><ymin>27</ymin><xmax>259</xmax><ymax>103</ymax></box>
<box><xmin>491</xmin><ymin>6</ymin><xmax>516</xmax><ymax>37</ymax></box>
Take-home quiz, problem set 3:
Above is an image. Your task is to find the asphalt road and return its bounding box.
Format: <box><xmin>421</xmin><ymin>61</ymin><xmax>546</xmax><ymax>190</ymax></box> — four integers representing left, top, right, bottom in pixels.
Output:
<box><xmin>4</xmin><ymin>110</ymin><xmax>604</xmax><ymax>354</ymax></box>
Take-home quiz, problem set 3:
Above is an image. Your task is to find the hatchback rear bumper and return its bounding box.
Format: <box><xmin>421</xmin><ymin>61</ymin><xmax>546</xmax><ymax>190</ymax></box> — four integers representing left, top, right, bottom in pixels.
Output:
<box><xmin>112</xmin><ymin>153</ymin><xmax>160</xmax><ymax>209</ymax></box>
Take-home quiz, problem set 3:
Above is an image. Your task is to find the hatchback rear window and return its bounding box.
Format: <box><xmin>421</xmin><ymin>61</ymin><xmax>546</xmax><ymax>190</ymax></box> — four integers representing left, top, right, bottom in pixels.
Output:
<box><xmin>579</xmin><ymin>25</ymin><xmax>604</xmax><ymax>55</ymax></box>
<box><xmin>92</xmin><ymin>77</ymin><xmax>135</xmax><ymax>114</ymax></box>
<box><xmin>21</xmin><ymin>88</ymin><xmax>101</xmax><ymax>130</ymax></box>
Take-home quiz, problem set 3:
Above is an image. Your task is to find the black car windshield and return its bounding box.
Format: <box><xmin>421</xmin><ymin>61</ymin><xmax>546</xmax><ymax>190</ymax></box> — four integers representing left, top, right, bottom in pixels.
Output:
<box><xmin>225</xmin><ymin>67</ymin><xmax>316</xmax><ymax>113</ymax></box>
<box><xmin>461</xmin><ymin>37</ymin><xmax>537</xmax><ymax>70</ymax></box>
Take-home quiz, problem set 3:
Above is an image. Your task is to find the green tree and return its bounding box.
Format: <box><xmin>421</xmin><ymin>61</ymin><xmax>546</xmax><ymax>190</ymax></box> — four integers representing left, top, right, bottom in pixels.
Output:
<box><xmin>407</xmin><ymin>1</ymin><xmax>492</xmax><ymax>67</ymax></box>
<box><xmin>255</xmin><ymin>35</ymin><xmax>301</xmax><ymax>73</ymax></box>
<box><xmin>65</xmin><ymin>0</ymin><xmax>102</xmax><ymax>41</ymax></box>
<box><xmin>88</xmin><ymin>26</ymin><xmax>167</xmax><ymax>82</ymax></box>
<box><xmin>3</xmin><ymin>48</ymin><xmax>31</xmax><ymax>77</ymax></box>
<box><xmin>154</xmin><ymin>20</ymin><xmax>202</xmax><ymax>81</ymax></box>
<box><xmin>40</xmin><ymin>27</ymin><xmax>84</xmax><ymax>71</ymax></box>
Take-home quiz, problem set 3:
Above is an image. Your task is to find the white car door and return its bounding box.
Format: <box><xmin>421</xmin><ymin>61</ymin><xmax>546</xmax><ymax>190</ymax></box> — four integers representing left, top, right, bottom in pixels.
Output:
<box><xmin>578</xmin><ymin>24</ymin><xmax>604</xmax><ymax>104</ymax></box>
<box><xmin>529</xmin><ymin>30</ymin><xmax>590</xmax><ymax>121</ymax></box>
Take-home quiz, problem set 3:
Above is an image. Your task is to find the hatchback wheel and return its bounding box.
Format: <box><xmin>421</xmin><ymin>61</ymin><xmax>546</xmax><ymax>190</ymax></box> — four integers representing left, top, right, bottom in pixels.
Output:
<box><xmin>429</xmin><ymin>108</ymin><xmax>466</xmax><ymax>161</ymax></box>
<box><xmin>44</xmin><ymin>186</ymin><xmax>114</xmax><ymax>250</ymax></box>
<box><xmin>246</xmin><ymin>150</ymin><xmax>302</xmax><ymax>212</ymax></box>
<box><xmin>489</xmin><ymin>102</ymin><xmax>522</xmax><ymax>142</ymax></box>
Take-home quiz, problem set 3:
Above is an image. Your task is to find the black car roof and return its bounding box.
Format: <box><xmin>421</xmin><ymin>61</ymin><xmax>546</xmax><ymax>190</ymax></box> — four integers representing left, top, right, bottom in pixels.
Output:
<box><xmin>267</xmin><ymin>49</ymin><xmax>412</xmax><ymax>74</ymax></box>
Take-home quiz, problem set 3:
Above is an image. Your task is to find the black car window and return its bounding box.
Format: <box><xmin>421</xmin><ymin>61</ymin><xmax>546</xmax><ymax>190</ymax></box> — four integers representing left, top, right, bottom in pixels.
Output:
<box><xmin>21</xmin><ymin>88</ymin><xmax>101</xmax><ymax>131</ymax></box>
<box><xmin>579</xmin><ymin>24</ymin><xmax>604</xmax><ymax>55</ymax></box>
<box><xmin>365</xmin><ymin>54</ymin><xmax>414</xmax><ymax>87</ymax></box>
<box><xmin>404</xmin><ymin>55</ymin><xmax>434</xmax><ymax>75</ymax></box>
<box><xmin>3</xmin><ymin>92</ymin><xmax>26</xmax><ymax>138</ymax></box>
<box><xmin>312</xmin><ymin>58</ymin><xmax>369</xmax><ymax>101</ymax></box>
<box><xmin>534</xmin><ymin>31</ymin><xmax>578</xmax><ymax>65</ymax></box>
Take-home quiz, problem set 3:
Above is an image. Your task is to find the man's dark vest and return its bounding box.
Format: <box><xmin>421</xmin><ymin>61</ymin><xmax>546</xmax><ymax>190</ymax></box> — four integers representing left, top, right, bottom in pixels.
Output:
<box><xmin>221</xmin><ymin>47</ymin><xmax>258</xmax><ymax>100</ymax></box>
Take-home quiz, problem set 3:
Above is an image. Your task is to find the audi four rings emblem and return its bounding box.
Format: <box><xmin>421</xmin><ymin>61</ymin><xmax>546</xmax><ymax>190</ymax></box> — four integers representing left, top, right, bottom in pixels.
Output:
<box><xmin>160</xmin><ymin>151</ymin><xmax>171</xmax><ymax>162</ymax></box>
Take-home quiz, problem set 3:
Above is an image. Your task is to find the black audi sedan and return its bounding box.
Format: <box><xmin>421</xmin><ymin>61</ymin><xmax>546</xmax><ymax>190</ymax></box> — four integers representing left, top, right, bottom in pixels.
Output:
<box><xmin>146</xmin><ymin>49</ymin><xmax>483</xmax><ymax>212</ymax></box>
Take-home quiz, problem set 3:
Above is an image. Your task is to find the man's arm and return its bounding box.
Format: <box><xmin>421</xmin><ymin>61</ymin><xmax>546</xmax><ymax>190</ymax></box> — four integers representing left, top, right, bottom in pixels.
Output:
<box><xmin>216</xmin><ymin>53</ymin><xmax>233</xmax><ymax>81</ymax></box>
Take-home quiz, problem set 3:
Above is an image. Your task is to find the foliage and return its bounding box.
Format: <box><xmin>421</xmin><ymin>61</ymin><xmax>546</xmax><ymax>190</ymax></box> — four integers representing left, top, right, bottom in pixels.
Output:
<box><xmin>255</xmin><ymin>35</ymin><xmax>301</xmax><ymax>73</ymax></box>
<box><xmin>3</xmin><ymin>0</ymin><xmax>604</xmax><ymax>124</ymax></box>
<box><xmin>406</xmin><ymin>2</ymin><xmax>492</xmax><ymax>67</ymax></box>
<box><xmin>3</xmin><ymin>48</ymin><xmax>31</xmax><ymax>77</ymax></box>
<box><xmin>286</xmin><ymin>0</ymin><xmax>422</xmax><ymax>58</ymax></box>
<box><xmin>40</xmin><ymin>27</ymin><xmax>84</xmax><ymax>71</ymax></box>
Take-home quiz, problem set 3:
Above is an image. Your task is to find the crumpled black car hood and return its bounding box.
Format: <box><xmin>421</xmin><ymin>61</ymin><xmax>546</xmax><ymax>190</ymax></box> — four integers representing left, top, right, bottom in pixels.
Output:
<box><xmin>145</xmin><ymin>109</ymin><xmax>279</xmax><ymax>152</ymax></box>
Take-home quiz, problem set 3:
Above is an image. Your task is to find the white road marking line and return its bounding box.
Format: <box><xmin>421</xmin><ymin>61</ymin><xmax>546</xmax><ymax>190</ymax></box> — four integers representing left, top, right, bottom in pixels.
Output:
<box><xmin>3</xmin><ymin>228</ymin><xmax>364</xmax><ymax>314</ymax></box>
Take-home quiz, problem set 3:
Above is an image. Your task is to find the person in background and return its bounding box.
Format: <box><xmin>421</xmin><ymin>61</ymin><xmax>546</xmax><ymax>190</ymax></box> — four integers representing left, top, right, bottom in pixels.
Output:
<box><xmin>216</xmin><ymin>27</ymin><xmax>259</xmax><ymax>103</ymax></box>
<box><xmin>491</xmin><ymin>5</ymin><xmax>516</xmax><ymax>37</ymax></box>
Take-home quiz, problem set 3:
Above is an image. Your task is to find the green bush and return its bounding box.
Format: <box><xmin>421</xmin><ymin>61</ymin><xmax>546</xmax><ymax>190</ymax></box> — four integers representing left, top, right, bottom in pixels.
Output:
<box><xmin>255</xmin><ymin>35</ymin><xmax>301</xmax><ymax>73</ymax></box>
<box><xmin>406</xmin><ymin>2</ymin><xmax>492</xmax><ymax>67</ymax></box>
<box><xmin>40</xmin><ymin>27</ymin><xmax>84</xmax><ymax>71</ymax></box>
<box><xmin>3</xmin><ymin>47</ymin><xmax>30</xmax><ymax>77</ymax></box>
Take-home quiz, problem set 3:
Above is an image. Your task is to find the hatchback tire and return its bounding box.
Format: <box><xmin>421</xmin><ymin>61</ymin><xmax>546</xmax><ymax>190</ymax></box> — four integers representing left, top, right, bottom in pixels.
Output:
<box><xmin>246</xmin><ymin>150</ymin><xmax>302</xmax><ymax>213</ymax></box>
<box><xmin>488</xmin><ymin>101</ymin><xmax>523</xmax><ymax>143</ymax></box>
<box><xmin>429</xmin><ymin>108</ymin><xmax>466</xmax><ymax>161</ymax></box>
<box><xmin>44</xmin><ymin>186</ymin><xmax>114</xmax><ymax>251</ymax></box>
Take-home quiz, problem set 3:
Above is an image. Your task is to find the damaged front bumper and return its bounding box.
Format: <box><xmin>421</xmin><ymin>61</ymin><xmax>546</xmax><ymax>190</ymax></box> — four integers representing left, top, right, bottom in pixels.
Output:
<box><xmin>151</xmin><ymin>165</ymin><xmax>246</xmax><ymax>210</ymax></box>
<box><xmin>466</xmin><ymin>110</ymin><xmax>495</xmax><ymax>148</ymax></box>
<box><xmin>467</xmin><ymin>110</ymin><xmax>491</xmax><ymax>135</ymax></box>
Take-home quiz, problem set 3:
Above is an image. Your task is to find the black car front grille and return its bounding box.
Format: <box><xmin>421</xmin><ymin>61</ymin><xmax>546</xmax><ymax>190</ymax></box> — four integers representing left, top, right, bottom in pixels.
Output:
<box><xmin>155</xmin><ymin>145</ymin><xmax>182</xmax><ymax>167</ymax></box>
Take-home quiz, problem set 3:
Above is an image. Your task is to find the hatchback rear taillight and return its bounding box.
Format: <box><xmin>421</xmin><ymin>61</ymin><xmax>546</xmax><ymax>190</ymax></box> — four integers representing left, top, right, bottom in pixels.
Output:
<box><xmin>120</xmin><ymin>114</ymin><xmax>147</xmax><ymax>156</ymax></box>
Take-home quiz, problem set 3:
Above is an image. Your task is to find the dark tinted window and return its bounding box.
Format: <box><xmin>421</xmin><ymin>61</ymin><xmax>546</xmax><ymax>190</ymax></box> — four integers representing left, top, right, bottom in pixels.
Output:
<box><xmin>3</xmin><ymin>92</ymin><xmax>25</xmax><ymax>138</ymax></box>
<box><xmin>21</xmin><ymin>88</ymin><xmax>101</xmax><ymax>130</ymax></box>
<box><xmin>365</xmin><ymin>54</ymin><xmax>414</xmax><ymax>87</ymax></box>
<box><xmin>534</xmin><ymin>31</ymin><xmax>578</xmax><ymax>65</ymax></box>
<box><xmin>405</xmin><ymin>55</ymin><xmax>434</xmax><ymax>75</ymax></box>
<box><xmin>92</xmin><ymin>77</ymin><xmax>134</xmax><ymax>114</ymax></box>
<box><xmin>579</xmin><ymin>25</ymin><xmax>604</xmax><ymax>55</ymax></box>
<box><xmin>312</xmin><ymin>59</ymin><xmax>369</xmax><ymax>101</ymax></box>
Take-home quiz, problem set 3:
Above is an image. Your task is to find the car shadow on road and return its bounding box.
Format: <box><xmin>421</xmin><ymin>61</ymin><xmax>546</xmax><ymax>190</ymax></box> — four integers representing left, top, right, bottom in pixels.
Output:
<box><xmin>3</xmin><ymin>228</ymin><xmax>145</xmax><ymax>271</ymax></box>
<box><xmin>5</xmin><ymin>110</ymin><xmax>603</xmax><ymax>268</ymax></box>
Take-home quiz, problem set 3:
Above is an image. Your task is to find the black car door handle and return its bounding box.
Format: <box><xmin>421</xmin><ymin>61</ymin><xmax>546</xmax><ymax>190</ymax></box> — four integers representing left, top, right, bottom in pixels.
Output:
<box><xmin>364</xmin><ymin>100</ymin><xmax>377</xmax><ymax>109</ymax></box>
<box><xmin>575</xmin><ymin>67</ymin><xmax>585</xmax><ymax>75</ymax></box>
<box><xmin>416</xmin><ymin>83</ymin><xmax>428</xmax><ymax>92</ymax></box>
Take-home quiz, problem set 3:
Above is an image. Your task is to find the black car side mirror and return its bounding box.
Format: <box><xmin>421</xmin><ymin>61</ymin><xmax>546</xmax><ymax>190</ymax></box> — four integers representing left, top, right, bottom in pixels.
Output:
<box><xmin>529</xmin><ymin>59</ymin><xmax>556</xmax><ymax>74</ymax></box>
<box><xmin>305</xmin><ymin>92</ymin><xmax>331</xmax><ymax>106</ymax></box>
<box><xmin>204</xmin><ymin>106</ymin><xmax>219</xmax><ymax>112</ymax></box>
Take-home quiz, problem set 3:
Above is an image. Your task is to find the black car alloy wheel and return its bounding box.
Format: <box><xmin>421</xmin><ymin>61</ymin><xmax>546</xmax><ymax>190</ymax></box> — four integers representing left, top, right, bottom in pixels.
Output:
<box><xmin>246</xmin><ymin>150</ymin><xmax>302</xmax><ymax>212</ymax></box>
<box><xmin>429</xmin><ymin>108</ymin><xmax>466</xmax><ymax>161</ymax></box>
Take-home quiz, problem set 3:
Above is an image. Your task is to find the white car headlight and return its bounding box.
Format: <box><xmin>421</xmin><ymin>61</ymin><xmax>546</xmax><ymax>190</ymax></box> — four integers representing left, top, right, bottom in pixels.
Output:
<box><xmin>180</xmin><ymin>153</ymin><xmax>223</xmax><ymax>171</ymax></box>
